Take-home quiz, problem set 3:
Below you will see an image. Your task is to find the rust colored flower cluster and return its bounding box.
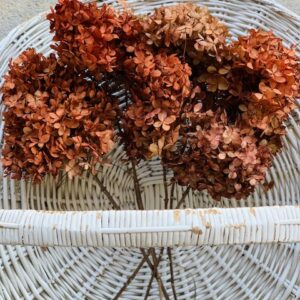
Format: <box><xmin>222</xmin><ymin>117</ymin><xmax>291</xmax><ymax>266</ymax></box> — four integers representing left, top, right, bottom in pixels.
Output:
<box><xmin>2</xmin><ymin>49</ymin><xmax>117</xmax><ymax>182</ymax></box>
<box><xmin>163</xmin><ymin>105</ymin><xmax>276</xmax><ymax>200</ymax></box>
<box><xmin>1</xmin><ymin>0</ymin><xmax>299</xmax><ymax>201</ymax></box>
<box><xmin>47</xmin><ymin>0</ymin><xmax>142</xmax><ymax>75</ymax></box>
<box><xmin>163</xmin><ymin>30</ymin><xmax>299</xmax><ymax>199</ymax></box>
<box><xmin>230</xmin><ymin>30</ymin><xmax>299</xmax><ymax>135</ymax></box>
<box><xmin>122</xmin><ymin>50</ymin><xmax>191</xmax><ymax>159</ymax></box>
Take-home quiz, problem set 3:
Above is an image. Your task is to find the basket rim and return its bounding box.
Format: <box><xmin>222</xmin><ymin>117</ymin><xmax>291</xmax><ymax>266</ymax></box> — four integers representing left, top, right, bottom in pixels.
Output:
<box><xmin>0</xmin><ymin>206</ymin><xmax>300</xmax><ymax>247</ymax></box>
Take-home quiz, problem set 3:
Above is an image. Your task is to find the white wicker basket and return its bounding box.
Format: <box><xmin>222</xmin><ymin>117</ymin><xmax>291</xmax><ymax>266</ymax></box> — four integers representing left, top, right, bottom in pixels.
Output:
<box><xmin>0</xmin><ymin>0</ymin><xmax>300</xmax><ymax>299</ymax></box>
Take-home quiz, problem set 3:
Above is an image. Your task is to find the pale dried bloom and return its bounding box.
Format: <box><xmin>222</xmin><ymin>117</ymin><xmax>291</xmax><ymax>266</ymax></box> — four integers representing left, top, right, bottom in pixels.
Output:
<box><xmin>143</xmin><ymin>3</ymin><xmax>229</xmax><ymax>62</ymax></box>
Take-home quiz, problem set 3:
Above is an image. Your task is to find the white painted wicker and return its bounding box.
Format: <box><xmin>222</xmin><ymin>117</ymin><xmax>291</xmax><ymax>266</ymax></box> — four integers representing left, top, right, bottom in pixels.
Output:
<box><xmin>0</xmin><ymin>0</ymin><xmax>300</xmax><ymax>299</ymax></box>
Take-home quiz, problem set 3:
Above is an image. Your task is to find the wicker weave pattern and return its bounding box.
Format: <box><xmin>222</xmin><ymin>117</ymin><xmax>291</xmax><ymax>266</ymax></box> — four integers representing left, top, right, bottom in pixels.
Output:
<box><xmin>0</xmin><ymin>0</ymin><xmax>300</xmax><ymax>299</ymax></box>
<box><xmin>0</xmin><ymin>206</ymin><xmax>300</xmax><ymax>247</ymax></box>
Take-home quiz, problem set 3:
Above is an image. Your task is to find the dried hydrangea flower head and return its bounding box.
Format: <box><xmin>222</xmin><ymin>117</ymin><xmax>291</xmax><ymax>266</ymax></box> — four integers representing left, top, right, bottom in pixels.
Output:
<box><xmin>121</xmin><ymin>50</ymin><xmax>191</xmax><ymax>159</ymax></box>
<box><xmin>1</xmin><ymin>49</ymin><xmax>118</xmax><ymax>182</ymax></box>
<box><xmin>163</xmin><ymin>105</ymin><xmax>275</xmax><ymax>200</ymax></box>
<box><xmin>163</xmin><ymin>29</ymin><xmax>299</xmax><ymax>200</ymax></box>
<box><xmin>47</xmin><ymin>0</ymin><xmax>143</xmax><ymax>75</ymax></box>
<box><xmin>143</xmin><ymin>3</ymin><xmax>229</xmax><ymax>62</ymax></box>
<box><xmin>230</xmin><ymin>30</ymin><xmax>299</xmax><ymax>136</ymax></box>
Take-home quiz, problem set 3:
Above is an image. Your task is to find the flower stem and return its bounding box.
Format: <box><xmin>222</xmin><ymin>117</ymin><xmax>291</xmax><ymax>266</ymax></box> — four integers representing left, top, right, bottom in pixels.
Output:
<box><xmin>93</xmin><ymin>175</ymin><xmax>121</xmax><ymax>210</ymax></box>
<box><xmin>169</xmin><ymin>181</ymin><xmax>176</xmax><ymax>209</ymax></box>
<box><xmin>113</xmin><ymin>250</ymin><xmax>149</xmax><ymax>299</ymax></box>
<box><xmin>131</xmin><ymin>159</ymin><xmax>144</xmax><ymax>210</ymax></box>
<box><xmin>144</xmin><ymin>248</ymin><xmax>166</xmax><ymax>299</ymax></box>
<box><xmin>163</xmin><ymin>167</ymin><xmax>169</xmax><ymax>209</ymax></box>
<box><xmin>175</xmin><ymin>186</ymin><xmax>191</xmax><ymax>209</ymax></box>
<box><xmin>167</xmin><ymin>247</ymin><xmax>177</xmax><ymax>300</ymax></box>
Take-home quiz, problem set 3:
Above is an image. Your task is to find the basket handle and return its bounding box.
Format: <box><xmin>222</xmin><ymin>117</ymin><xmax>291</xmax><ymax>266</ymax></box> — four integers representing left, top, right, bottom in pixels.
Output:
<box><xmin>0</xmin><ymin>206</ymin><xmax>299</xmax><ymax>247</ymax></box>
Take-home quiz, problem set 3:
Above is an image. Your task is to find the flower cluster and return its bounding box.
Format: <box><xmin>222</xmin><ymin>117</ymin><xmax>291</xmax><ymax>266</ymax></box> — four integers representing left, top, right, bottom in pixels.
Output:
<box><xmin>163</xmin><ymin>105</ymin><xmax>277</xmax><ymax>200</ymax></box>
<box><xmin>1</xmin><ymin>49</ymin><xmax>117</xmax><ymax>182</ymax></box>
<box><xmin>142</xmin><ymin>3</ymin><xmax>229</xmax><ymax>62</ymax></box>
<box><xmin>1</xmin><ymin>0</ymin><xmax>299</xmax><ymax>200</ymax></box>
<box><xmin>163</xmin><ymin>30</ymin><xmax>299</xmax><ymax>199</ymax></box>
<box><xmin>47</xmin><ymin>0</ymin><xmax>142</xmax><ymax>75</ymax></box>
<box><xmin>230</xmin><ymin>30</ymin><xmax>299</xmax><ymax>135</ymax></box>
<box><xmin>122</xmin><ymin>50</ymin><xmax>191</xmax><ymax>159</ymax></box>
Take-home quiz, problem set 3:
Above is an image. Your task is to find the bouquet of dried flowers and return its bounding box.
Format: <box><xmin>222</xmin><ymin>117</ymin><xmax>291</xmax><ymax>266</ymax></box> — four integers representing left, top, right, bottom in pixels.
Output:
<box><xmin>1</xmin><ymin>0</ymin><xmax>299</xmax><ymax>297</ymax></box>
<box><xmin>2</xmin><ymin>0</ymin><xmax>299</xmax><ymax>201</ymax></box>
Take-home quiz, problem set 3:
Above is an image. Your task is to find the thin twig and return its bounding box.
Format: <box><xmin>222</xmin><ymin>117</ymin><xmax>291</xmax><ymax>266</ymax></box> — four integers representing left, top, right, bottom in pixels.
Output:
<box><xmin>175</xmin><ymin>186</ymin><xmax>191</xmax><ymax>209</ymax></box>
<box><xmin>163</xmin><ymin>167</ymin><xmax>169</xmax><ymax>209</ymax></box>
<box><xmin>93</xmin><ymin>175</ymin><xmax>121</xmax><ymax>210</ymax></box>
<box><xmin>131</xmin><ymin>161</ymin><xmax>168</xmax><ymax>297</ymax></box>
<box><xmin>55</xmin><ymin>171</ymin><xmax>68</xmax><ymax>193</ymax></box>
<box><xmin>144</xmin><ymin>248</ymin><xmax>166</xmax><ymax>300</ymax></box>
<box><xmin>146</xmin><ymin>167</ymin><xmax>173</xmax><ymax>297</ymax></box>
<box><xmin>131</xmin><ymin>159</ymin><xmax>144</xmax><ymax>210</ymax></box>
<box><xmin>162</xmin><ymin>173</ymin><xmax>177</xmax><ymax>300</ymax></box>
<box><xmin>140</xmin><ymin>248</ymin><xmax>169</xmax><ymax>300</ymax></box>
<box><xmin>167</xmin><ymin>247</ymin><xmax>177</xmax><ymax>300</ymax></box>
<box><xmin>55</xmin><ymin>165</ymin><xmax>79</xmax><ymax>193</ymax></box>
<box><xmin>169</xmin><ymin>181</ymin><xmax>176</xmax><ymax>209</ymax></box>
<box><xmin>144</xmin><ymin>269</ymin><xmax>155</xmax><ymax>299</ymax></box>
<box><xmin>150</xmin><ymin>250</ymin><xmax>167</xmax><ymax>299</ymax></box>
<box><xmin>113</xmin><ymin>251</ymin><xmax>149</xmax><ymax>299</ymax></box>
<box><xmin>159</xmin><ymin>282</ymin><xmax>163</xmax><ymax>300</ymax></box>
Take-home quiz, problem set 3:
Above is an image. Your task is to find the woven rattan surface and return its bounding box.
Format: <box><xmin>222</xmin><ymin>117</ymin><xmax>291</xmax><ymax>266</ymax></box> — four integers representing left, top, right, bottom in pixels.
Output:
<box><xmin>0</xmin><ymin>0</ymin><xmax>300</xmax><ymax>299</ymax></box>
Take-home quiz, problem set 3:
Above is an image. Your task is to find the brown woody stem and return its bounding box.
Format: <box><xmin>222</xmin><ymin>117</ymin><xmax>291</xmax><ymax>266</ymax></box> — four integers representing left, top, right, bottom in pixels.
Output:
<box><xmin>93</xmin><ymin>175</ymin><xmax>121</xmax><ymax>210</ymax></box>
<box><xmin>175</xmin><ymin>186</ymin><xmax>191</xmax><ymax>209</ymax></box>
<box><xmin>167</xmin><ymin>247</ymin><xmax>177</xmax><ymax>300</ymax></box>
<box><xmin>150</xmin><ymin>250</ymin><xmax>168</xmax><ymax>299</ymax></box>
<box><xmin>140</xmin><ymin>248</ymin><xmax>169</xmax><ymax>299</ymax></box>
<box><xmin>144</xmin><ymin>248</ymin><xmax>167</xmax><ymax>300</ymax></box>
<box><xmin>131</xmin><ymin>159</ymin><xmax>144</xmax><ymax>210</ymax></box>
<box><xmin>130</xmin><ymin>161</ymin><xmax>168</xmax><ymax>297</ymax></box>
<box><xmin>169</xmin><ymin>181</ymin><xmax>176</xmax><ymax>209</ymax></box>
<box><xmin>113</xmin><ymin>251</ymin><xmax>149</xmax><ymax>299</ymax></box>
<box><xmin>55</xmin><ymin>171</ymin><xmax>67</xmax><ymax>192</ymax></box>
<box><xmin>144</xmin><ymin>269</ymin><xmax>154</xmax><ymax>299</ymax></box>
<box><xmin>163</xmin><ymin>167</ymin><xmax>169</xmax><ymax>209</ymax></box>
<box><xmin>162</xmin><ymin>172</ymin><xmax>177</xmax><ymax>300</ymax></box>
